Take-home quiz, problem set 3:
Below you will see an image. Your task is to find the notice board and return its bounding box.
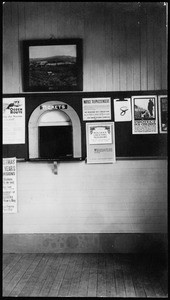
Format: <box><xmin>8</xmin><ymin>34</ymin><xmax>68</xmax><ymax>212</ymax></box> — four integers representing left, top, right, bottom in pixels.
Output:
<box><xmin>2</xmin><ymin>90</ymin><xmax>167</xmax><ymax>160</ymax></box>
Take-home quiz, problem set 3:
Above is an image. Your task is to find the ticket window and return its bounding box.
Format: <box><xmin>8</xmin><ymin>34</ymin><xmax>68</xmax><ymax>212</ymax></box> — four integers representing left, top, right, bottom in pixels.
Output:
<box><xmin>38</xmin><ymin>111</ymin><xmax>73</xmax><ymax>159</ymax></box>
<box><xmin>28</xmin><ymin>101</ymin><xmax>82</xmax><ymax>160</ymax></box>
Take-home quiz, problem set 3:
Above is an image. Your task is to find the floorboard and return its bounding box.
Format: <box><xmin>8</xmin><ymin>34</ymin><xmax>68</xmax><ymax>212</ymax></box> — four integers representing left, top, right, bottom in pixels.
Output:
<box><xmin>3</xmin><ymin>253</ymin><xmax>168</xmax><ymax>298</ymax></box>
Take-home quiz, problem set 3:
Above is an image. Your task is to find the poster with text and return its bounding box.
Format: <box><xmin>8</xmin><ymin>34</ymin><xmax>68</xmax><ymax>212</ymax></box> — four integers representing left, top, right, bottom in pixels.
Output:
<box><xmin>86</xmin><ymin>122</ymin><xmax>116</xmax><ymax>164</ymax></box>
<box><xmin>3</xmin><ymin>97</ymin><xmax>25</xmax><ymax>144</ymax></box>
<box><xmin>82</xmin><ymin>98</ymin><xmax>111</xmax><ymax>120</ymax></box>
<box><xmin>3</xmin><ymin>157</ymin><xmax>17</xmax><ymax>213</ymax></box>
<box><xmin>158</xmin><ymin>95</ymin><xmax>168</xmax><ymax>133</ymax></box>
<box><xmin>132</xmin><ymin>95</ymin><xmax>158</xmax><ymax>134</ymax></box>
<box><xmin>114</xmin><ymin>98</ymin><xmax>132</xmax><ymax>121</ymax></box>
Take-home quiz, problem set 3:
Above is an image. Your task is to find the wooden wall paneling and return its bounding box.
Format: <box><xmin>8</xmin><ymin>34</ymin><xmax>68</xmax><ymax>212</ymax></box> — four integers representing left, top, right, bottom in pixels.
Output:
<box><xmin>119</xmin><ymin>12</ymin><xmax>127</xmax><ymax>91</ymax></box>
<box><xmin>160</xmin><ymin>7</ymin><xmax>167</xmax><ymax>90</ymax></box>
<box><xmin>95</xmin><ymin>4</ymin><xmax>106</xmax><ymax>91</ymax></box>
<box><xmin>11</xmin><ymin>3</ymin><xmax>20</xmax><ymax>93</ymax></box>
<box><xmin>104</xmin><ymin>6</ymin><xmax>113</xmax><ymax>91</ymax></box>
<box><xmin>66</xmin><ymin>3</ymin><xmax>85</xmax><ymax>38</ymax></box>
<box><xmin>43</xmin><ymin>2</ymin><xmax>52</xmax><ymax>39</ymax></box>
<box><xmin>83</xmin><ymin>3</ymin><xmax>95</xmax><ymax>91</ymax></box>
<box><xmin>146</xmin><ymin>8</ymin><xmax>155</xmax><ymax>90</ymax></box>
<box><xmin>18</xmin><ymin>2</ymin><xmax>26</xmax><ymax>92</ymax></box>
<box><xmin>125</xmin><ymin>13</ymin><xmax>134</xmax><ymax>91</ymax></box>
<box><xmin>3</xmin><ymin>2</ymin><xmax>12</xmax><ymax>93</ymax></box>
<box><xmin>153</xmin><ymin>11</ymin><xmax>162</xmax><ymax>90</ymax></box>
<box><xmin>140</xmin><ymin>8</ymin><xmax>147</xmax><ymax>90</ymax></box>
<box><xmin>111</xmin><ymin>13</ymin><xmax>121</xmax><ymax>91</ymax></box>
<box><xmin>132</xmin><ymin>12</ymin><xmax>141</xmax><ymax>90</ymax></box>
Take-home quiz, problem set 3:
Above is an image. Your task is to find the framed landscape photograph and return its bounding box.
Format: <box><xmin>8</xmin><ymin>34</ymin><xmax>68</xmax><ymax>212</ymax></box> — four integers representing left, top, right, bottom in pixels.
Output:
<box><xmin>22</xmin><ymin>39</ymin><xmax>83</xmax><ymax>92</ymax></box>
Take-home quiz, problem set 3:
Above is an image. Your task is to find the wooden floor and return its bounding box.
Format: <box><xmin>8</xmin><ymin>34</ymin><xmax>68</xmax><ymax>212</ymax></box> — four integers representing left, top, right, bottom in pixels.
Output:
<box><xmin>3</xmin><ymin>253</ymin><xmax>168</xmax><ymax>297</ymax></box>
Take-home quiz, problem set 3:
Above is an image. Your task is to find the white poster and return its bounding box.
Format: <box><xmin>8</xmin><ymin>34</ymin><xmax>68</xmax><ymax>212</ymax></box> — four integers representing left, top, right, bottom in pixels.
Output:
<box><xmin>3</xmin><ymin>97</ymin><xmax>25</xmax><ymax>144</ymax></box>
<box><xmin>158</xmin><ymin>95</ymin><xmax>168</xmax><ymax>133</ymax></box>
<box><xmin>86</xmin><ymin>122</ymin><xmax>116</xmax><ymax>164</ymax></box>
<box><xmin>3</xmin><ymin>157</ymin><xmax>17</xmax><ymax>213</ymax></box>
<box><xmin>132</xmin><ymin>95</ymin><xmax>158</xmax><ymax>134</ymax></box>
<box><xmin>82</xmin><ymin>98</ymin><xmax>111</xmax><ymax>120</ymax></box>
<box><xmin>89</xmin><ymin>125</ymin><xmax>112</xmax><ymax>144</ymax></box>
<box><xmin>114</xmin><ymin>98</ymin><xmax>132</xmax><ymax>122</ymax></box>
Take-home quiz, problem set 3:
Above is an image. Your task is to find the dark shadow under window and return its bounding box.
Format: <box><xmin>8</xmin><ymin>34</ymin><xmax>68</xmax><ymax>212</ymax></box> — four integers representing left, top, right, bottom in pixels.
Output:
<box><xmin>39</xmin><ymin>126</ymin><xmax>73</xmax><ymax>159</ymax></box>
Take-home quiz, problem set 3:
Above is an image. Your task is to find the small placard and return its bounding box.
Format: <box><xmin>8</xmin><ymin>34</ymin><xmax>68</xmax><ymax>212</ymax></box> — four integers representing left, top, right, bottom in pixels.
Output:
<box><xmin>82</xmin><ymin>98</ymin><xmax>111</xmax><ymax>121</ymax></box>
<box><xmin>3</xmin><ymin>157</ymin><xmax>17</xmax><ymax>213</ymax></box>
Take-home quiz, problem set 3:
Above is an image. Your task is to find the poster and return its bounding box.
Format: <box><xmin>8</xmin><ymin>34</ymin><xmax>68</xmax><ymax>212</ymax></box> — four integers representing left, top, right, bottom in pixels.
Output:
<box><xmin>158</xmin><ymin>95</ymin><xmax>168</xmax><ymax>133</ymax></box>
<box><xmin>114</xmin><ymin>98</ymin><xmax>132</xmax><ymax>122</ymax></box>
<box><xmin>82</xmin><ymin>98</ymin><xmax>111</xmax><ymax>121</ymax></box>
<box><xmin>86</xmin><ymin>122</ymin><xmax>116</xmax><ymax>164</ymax></box>
<box><xmin>131</xmin><ymin>95</ymin><xmax>158</xmax><ymax>134</ymax></box>
<box><xmin>3</xmin><ymin>97</ymin><xmax>25</xmax><ymax>144</ymax></box>
<box><xmin>3</xmin><ymin>157</ymin><xmax>17</xmax><ymax>213</ymax></box>
<box><xmin>89</xmin><ymin>124</ymin><xmax>112</xmax><ymax>144</ymax></box>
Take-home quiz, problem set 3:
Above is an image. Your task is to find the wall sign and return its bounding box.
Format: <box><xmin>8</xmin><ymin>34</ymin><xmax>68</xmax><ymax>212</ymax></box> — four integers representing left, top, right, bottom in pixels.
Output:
<box><xmin>158</xmin><ymin>95</ymin><xmax>167</xmax><ymax>133</ymax></box>
<box><xmin>3</xmin><ymin>157</ymin><xmax>17</xmax><ymax>213</ymax></box>
<box><xmin>114</xmin><ymin>98</ymin><xmax>132</xmax><ymax>122</ymax></box>
<box><xmin>86</xmin><ymin>122</ymin><xmax>116</xmax><ymax>164</ymax></box>
<box><xmin>131</xmin><ymin>95</ymin><xmax>158</xmax><ymax>134</ymax></box>
<box><xmin>3</xmin><ymin>97</ymin><xmax>25</xmax><ymax>144</ymax></box>
<box><xmin>82</xmin><ymin>97</ymin><xmax>111</xmax><ymax>120</ymax></box>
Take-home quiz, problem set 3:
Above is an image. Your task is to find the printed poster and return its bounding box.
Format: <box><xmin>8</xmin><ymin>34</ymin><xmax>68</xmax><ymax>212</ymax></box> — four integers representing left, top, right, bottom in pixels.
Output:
<box><xmin>114</xmin><ymin>98</ymin><xmax>132</xmax><ymax>122</ymax></box>
<box><xmin>3</xmin><ymin>157</ymin><xmax>17</xmax><ymax>213</ymax></box>
<box><xmin>131</xmin><ymin>96</ymin><xmax>158</xmax><ymax>134</ymax></box>
<box><xmin>82</xmin><ymin>98</ymin><xmax>111</xmax><ymax>121</ymax></box>
<box><xmin>158</xmin><ymin>95</ymin><xmax>168</xmax><ymax>133</ymax></box>
<box><xmin>3</xmin><ymin>97</ymin><xmax>25</xmax><ymax>144</ymax></box>
<box><xmin>86</xmin><ymin>122</ymin><xmax>116</xmax><ymax>164</ymax></box>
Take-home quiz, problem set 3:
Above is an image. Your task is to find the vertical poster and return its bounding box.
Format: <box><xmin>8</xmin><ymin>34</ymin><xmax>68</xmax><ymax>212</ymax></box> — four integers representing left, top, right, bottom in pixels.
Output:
<box><xmin>3</xmin><ymin>157</ymin><xmax>17</xmax><ymax>213</ymax></box>
<box><xmin>82</xmin><ymin>98</ymin><xmax>111</xmax><ymax>120</ymax></box>
<box><xmin>158</xmin><ymin>95</ymin><xmax>168</xmax><ymax>133</ymax></box>
<box><xmin>114</xmin><ymin>98</ymin><xmax>132</xmax><ymax>122</ymax></box>
<box><xmin>86</xmin><ymin>122</ymin><xmax>116</xmax><ymax>164</ymax></box>
<box><xmin>131</xmin><ymin>95</ymin><xmax>158</xmax><ymax>134</ymax></box>
<box><xmin>3</xmin><ymin>97</ymin><xmax>25</xmax><ymax>144</ymax></box>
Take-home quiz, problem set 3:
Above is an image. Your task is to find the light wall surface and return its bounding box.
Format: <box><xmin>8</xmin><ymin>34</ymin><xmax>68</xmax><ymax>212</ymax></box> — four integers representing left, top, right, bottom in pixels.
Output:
<box><xmin>3</xmin><ymin>2</ymin><xmax>167</xmax><ymax>243</ymax></box>
<box><xmin>3</xmin><ymin>160</ymin><xmax>167</xmax><ymax>234</ymax></box>
<box><xmin>3</xmin><ymin>2</ymin><xmax>167</xmax><ymax>93</ymax></box>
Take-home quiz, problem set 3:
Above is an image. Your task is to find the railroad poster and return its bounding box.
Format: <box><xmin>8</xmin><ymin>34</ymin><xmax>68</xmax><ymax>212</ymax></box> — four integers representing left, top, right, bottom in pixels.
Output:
<box><xmin>131</xmin><ymin>95</ymin><xmax>158</xmax><ymax>134</ymax></box>
<box><xmin>3</xmin><ymin>157</ymin><xmax>17</xmax><ymax>213</ymax></box>
<box><xmin>86</xmin><ymin>122</ymin><xmax>116</xmax><ymax>163</ymax></box>
<box><xmin>3</xmin><ymin>97</ymin><xmax>25</xmax><ymax>144</ymax></box>
<box><xmin>82</xmin><ymin>98</ymin><xmax>111</xmax><ymax>121</ymax></box>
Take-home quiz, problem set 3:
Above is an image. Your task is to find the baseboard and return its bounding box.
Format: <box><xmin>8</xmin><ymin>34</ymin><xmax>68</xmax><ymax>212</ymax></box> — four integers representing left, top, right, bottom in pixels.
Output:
<box><xmin>3</xmin><ymin>233</ymin><xmax>167</xmax><ymax>254</ymax></box>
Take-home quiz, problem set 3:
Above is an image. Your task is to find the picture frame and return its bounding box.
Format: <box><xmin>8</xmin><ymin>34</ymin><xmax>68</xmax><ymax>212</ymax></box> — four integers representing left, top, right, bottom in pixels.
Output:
<box><xmin>22</xmin><ymin>39</ymin><xmax>83</xmax><ymax>92</ymax></box>
<box><xmin>131</xmin><ymin>95</ymin><xmax>158</xmax><ymax>134</ymax></box>
<box><xmin>158</xmin><ymin>95</ymin><xmax>168</xmax><ymax>133</ymax></box>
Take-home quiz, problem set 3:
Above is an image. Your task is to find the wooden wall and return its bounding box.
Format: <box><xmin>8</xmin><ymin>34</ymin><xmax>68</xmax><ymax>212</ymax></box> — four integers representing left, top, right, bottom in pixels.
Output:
<box><xmin>3</xmin><ymin>2</ymin><xmax>167</xmax><ymax>93</ymax></box>
<box><xmin>3</xmin><ymin>3</ymin><xmax>167</xmax><ymax>249</ymax></box>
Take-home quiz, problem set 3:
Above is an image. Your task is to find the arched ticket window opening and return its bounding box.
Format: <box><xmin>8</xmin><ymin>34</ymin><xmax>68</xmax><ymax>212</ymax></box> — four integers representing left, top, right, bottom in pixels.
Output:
<box><xmin>28</xmin><ymin>101</ymin><xmax>82</xmax><ymax>159</ymax></box>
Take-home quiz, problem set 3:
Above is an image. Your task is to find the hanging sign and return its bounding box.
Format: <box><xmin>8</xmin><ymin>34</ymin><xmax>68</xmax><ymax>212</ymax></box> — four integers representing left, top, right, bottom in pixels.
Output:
<box><xmin>82</xmin><ymin>98</ymin><xmax>111</xmax><ymax>120</ymax></box>
<box><xmin>114</xmin><ymin>98</ymin><xmax>132</xmax><ymax>122</ymax></box>
<box><xmin>3</xmin><ymin>97</ymin><xmax>25</xmax><ymax>144</ymax></box>
<box><xmin>86</xmin><ymin>122</ymin><xmax>116</xmax><ymax>164</ymax></box>
<box><xmin>3</xmin><ymin>157</ymin><xmax>17</xmax><ymax>213</ymax></box>
<box><xmin>131</xmin><ymin>95</ymin><xmax>158</xmax><ymax>134</ymax></box>
<box><xmin>158</xmin><ymin>95</ymin><xmax>168</xmax><ymax>133</ymax></box>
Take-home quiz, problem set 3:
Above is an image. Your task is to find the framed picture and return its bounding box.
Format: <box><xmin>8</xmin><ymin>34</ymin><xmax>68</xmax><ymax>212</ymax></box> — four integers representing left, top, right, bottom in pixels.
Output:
<box><xmin>131</xmin><ymin>95</ymin><xmax>158</xmax><ymax>134</ymax></box>
<box><xmin>22</xmin><ymin>39</ymin><xmax>83</xmax><ymax>92</ymax></box>
<box><xmin>158</xmin><ymin>95</ymin><xmax>168</xmax><ymax>133</ymax></box>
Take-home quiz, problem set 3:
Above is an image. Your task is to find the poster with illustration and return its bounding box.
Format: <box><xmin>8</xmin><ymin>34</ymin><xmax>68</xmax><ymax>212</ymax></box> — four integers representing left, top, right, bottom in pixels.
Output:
<box><xmin>114</xmin><ymin>98</ymin><xmax>132</xmax><ymax>122</ymax></box>
<box><xmin>131</xmin><ymin>96</ymin><xmax>158</xmax><ymax>134</ymax></box>
<box><xmin>3</xmin><ymin>97</ymin><xmax>25</xmax><ymax>144</ymax></box>
<box><xmin>86</xmin><ymin>122</ymin><xmax>116</xmax><ymax>164</ymax></box>
<box><xmin>3</xmin><ymin>157</ymin><xmax>17</xmax><ymax>213</ymax></box>
<box><xmin>158</xmin><ymin>95</ymin><xmax>168</xmax><ymax>133</ymax></box>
